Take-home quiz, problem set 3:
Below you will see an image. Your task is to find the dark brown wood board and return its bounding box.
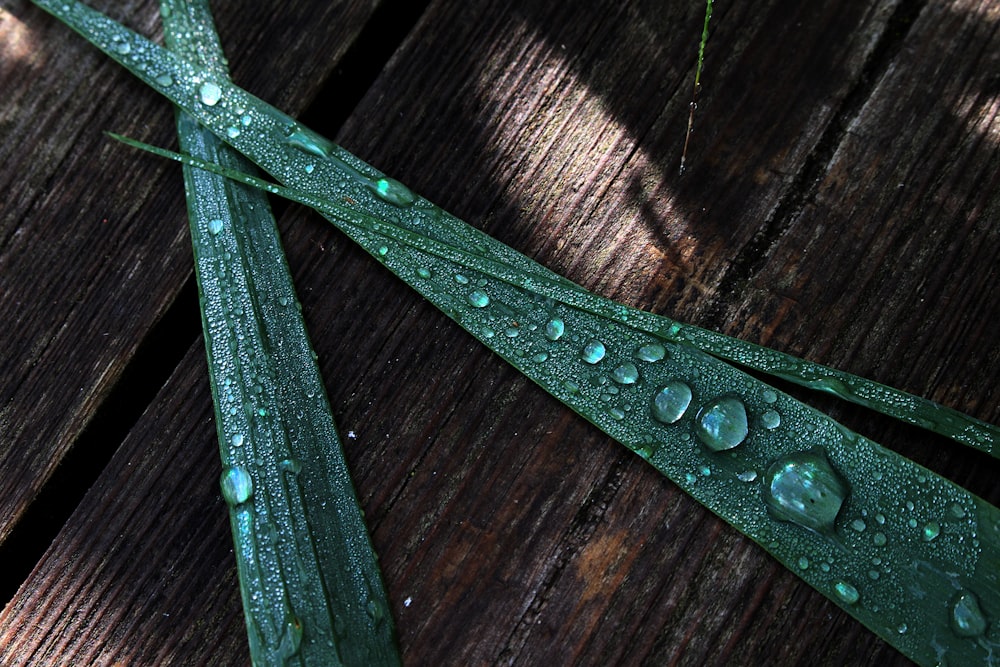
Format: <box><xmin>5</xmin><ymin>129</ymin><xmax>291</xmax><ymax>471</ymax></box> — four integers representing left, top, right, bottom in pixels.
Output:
<box><xmin>1</xmin><ymin>0</ymin><xmax>998</xmax><ymax>665</ymax></box>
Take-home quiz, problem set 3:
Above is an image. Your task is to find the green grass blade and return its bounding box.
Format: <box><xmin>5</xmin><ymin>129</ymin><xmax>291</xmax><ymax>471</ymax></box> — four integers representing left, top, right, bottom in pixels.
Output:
<box><xmin>158</xmin><ymin>1</ymin><xmax>399</xmax><ymax>664</ymax></box>
<box><xmin>33</xmin><ymin>2</ymin><xmax>1000</xmax><ymax>665</ymax></box>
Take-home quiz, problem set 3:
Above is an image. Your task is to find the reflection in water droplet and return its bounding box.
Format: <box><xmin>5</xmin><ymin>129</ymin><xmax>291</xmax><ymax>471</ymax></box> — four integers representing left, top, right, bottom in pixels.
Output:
<box><xmin>198</xmin><ymin>81</ymin><xmax>222</xmax><ymax>106</ymax></box>
<box><xmin>651</xmin><ymin>381</ymin><xmax>693</xmax><ymax>424</ymax></box>
<box><xmin>611</xmin><ymin>362</ymin><xmax>639</xmax><ymax>384</ymax></box>
<box><xmin>833</xmin><ymin>581</ymin><xmax>860</xmax><ymax>605</ymax></box>
<box><xmin>545</xmin><ymin>319</ymin><xmax>565</xmax><ymax>341</ymax></box>
<box><xmin>581</xmin><ymin>340</ymin><xmax>606</xmax><ymax>364</ymax></box>
<box><xmin>950</xmin><ymin>590</ymin><xmax>989</xmax><ymax>637</ymax></box>
<box><xmin>372</xmin><ymin>177</ymin><xmax>416</xmax><ymax>207</ymax></box>
<box><xmin>467</xmin><ymin>290</ymin><xmax>490</xmax><ymax>308</ymax></box>
<box><xmin>636</xmin><ymin>343</ymin><xmax>666</xmax><ymax>362</ymax></box>
<box><xmin>695</xmin><ymin>396</ymin><xmax>748</xmax><ymax>451</ymax></box>
<box><xmin>762</xmin><ymin>448</ymin><xmax>848</xmax><ymax>533</ymax></box>
<box><xmin>220</xmin><ymin>466</ymin><xmax>253</xmax><ymax>505</ymax></box>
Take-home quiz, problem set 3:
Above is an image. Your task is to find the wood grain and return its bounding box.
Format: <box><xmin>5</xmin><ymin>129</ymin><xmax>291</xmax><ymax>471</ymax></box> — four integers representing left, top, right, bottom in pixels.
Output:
<box><xmin>1</xmin><ymin>0</ymin><xmax>998</xmax><ymax>664</ymax></box>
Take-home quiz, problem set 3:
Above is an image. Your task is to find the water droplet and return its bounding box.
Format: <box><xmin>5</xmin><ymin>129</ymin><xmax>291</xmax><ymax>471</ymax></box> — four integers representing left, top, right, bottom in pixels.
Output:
<box><xmin>531</xmin><ymin>352</ymin><xmax>549</xmax><ymax>363</ymax></box>
<box><xmin>950</xmin><ymin>590</ymin><xmax>989</xmax><ymax>637</ymax></box>
<box><xmin>198</xmin><ymin>81</ymin><xmax>223</xmax><ymax>106</ymax></box>
<box><xmin>240</xmin><ymin>114</ymin><xmax>252</xmax><ymax>127</ymax></box>
<box><xmin>875</xmin><ymin>513</ymin><xmax>886</xmax><ymax>525</ymax></box>
<box><xmin>762</xmin><ymin>389</ymin><xmax>778</xmax><ymax>404</ymax></box>
<box><xmin>651</xmin><ymin>381</ymin><xmax>693</xmax><ymax>424</ymax></box>
<box><xmin>873</xmin><ymin>532</ymin><xmax>887</xmax><ymax>546</ymax></box>
<box><xmin>454</xmin><ymin>274</ymin><xmax>470</xmax><ymax>284</ymax></box>
<box><xmin>416</xmin><ymin>267</ymin><xmax>432</xmax><ymax>279</ymax></box>
<box><xmin>833</xmin><ymin>581</ymin><xmax>860</xmax><ymax>605</ymax></box>
<box><xmin>226</xmin><ymin>126</ymin><xmax>241</xmax><ymax>138</ymax></box>
<box><xmin>948</xmin><ymin>502</ymin><xmax>967</xmax><ymax>519</ymax></box>
<box><xmin>277</xmin><ymin>615</ymin><xmax>303</xmax><ymax>659</ymax></box>
<box><xmin>851</xmin><ymin>519</ymin><xmax>867</xmax><ymax>532</ymax></box>
<box><xmin>304</xmin><ymin>164</ymin><xmax>314</xmax><ymax>174</ymax></box>
<box><xmin>761</xmin><ymin>410</ymin><xmax>781</xmax><ymax>430</ymax></box>
<box><xmin>581</xmin><ymin>340</ymin><xmax>606</xmax><ymax>364</ymax></box>
<box><xmin>280</xmin><ymin>459</ymin><xmax>302</xmax><ymax>475</ymax></box>
<box><xmin>797</xmin><ymin>556</ymin><xmax>809</xmax><ymax>570</ymax></box>
<box><xmin>285</xmin><ymin>129</ymin><xmax>332</xmax><ymax>159</ymax></box>
<box><xmin>377</xmin><ymin>245</ymin><xmax>389</xmax><ymax>257</ymax></box>
<box><xmin>922</xmin><ymin>521</ymin><xmax>941</xmax><ymax>541</ymax></box>
<box><xmin>231</xmin><ymin>433</ymin><xmax>244</xmax><ymax>447</ymax></box>
<box><xmin>114</xmin><ymin>40</ymin><xmax>131</xmax><ymax>55</ymax></box>
<box><xmin>154</xmin><ymin>73</ymin><xmax>174</xmax><ymax>87</ymax></box>
<box><xmin>544</xmin><ymin>319</ymin><xmax>565</xmax><ymax>341</ymax></box>
<box><xmin>897</xmin><ymin>623</ymin><xmax>908</xmax><ymax>634</ymax></box>
<box><xmin>695</xmin><ymin>396</ymin><xmax>749</xmax><ymax>451</ymax></box>
<box><xmin>611</xmin><ymin>362</ymin><xmax>639</xmax><ymax>385</ymax></box>
<box><xmin>372</xmin><ymin>177</ymin><xmax>416</xmax><ymax>207</ymax></box>
<box><xmin>762</xmin><ymin>448</ymin><xmax>849</xmax><ymax>533</ymax></box>
<box><xmin>208</xmin><ymin>218</ymin><xmax>224</xmax><ymax>235</ymax></box>
<box><xmin>220</xmin><ymin>466</ymin><xmax>253</xmax><ymax>505</ymax></box>
<box><xmin>636</xmin><ymin>343</ymin><xmax>666</xmax><ymax>362</ymax></box>
<box><xmin>737</xmin><ymin>470</ymin><xmax>758</xmax><ymax>483</ymax></box>
<box><xmin>467</xmin><ymin>290</ymin><xmax>490</xmax><ymax>308</ymax></box>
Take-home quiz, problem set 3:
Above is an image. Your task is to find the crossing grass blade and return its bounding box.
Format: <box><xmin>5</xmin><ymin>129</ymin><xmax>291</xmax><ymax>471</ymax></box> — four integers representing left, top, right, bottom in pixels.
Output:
<box><xmin>158</xmin><ymin>1</ymin><xmax>399</xmax><ymax>664</ymax></box>
<box><xmin>32</xmin><ymin>1</ymin><xmax>1000</xmax><ymax>665</ymax></box>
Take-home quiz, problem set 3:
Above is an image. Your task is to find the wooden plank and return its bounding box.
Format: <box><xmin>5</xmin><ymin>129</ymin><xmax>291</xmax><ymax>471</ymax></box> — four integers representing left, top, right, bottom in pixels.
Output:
<box><xmin>1</xmin><ymin>0</ymin><xmax>998</xmax><ymax>665</ymax></box>
<box><xmin>0</xmin><ymin>0</ymin><xmax>383</xmax><ymax>545</ymax></box>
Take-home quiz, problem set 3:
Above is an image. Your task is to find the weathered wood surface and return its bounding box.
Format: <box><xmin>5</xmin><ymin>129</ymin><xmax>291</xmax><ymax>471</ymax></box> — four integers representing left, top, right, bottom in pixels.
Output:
<box><xmin>1</xmin><ymin>0</ymin><xmax>998</xmax><ymax>664</ymax></box>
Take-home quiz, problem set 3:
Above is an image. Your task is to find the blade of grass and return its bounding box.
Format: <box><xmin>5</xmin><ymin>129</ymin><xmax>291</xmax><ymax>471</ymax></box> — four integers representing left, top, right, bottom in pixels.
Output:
<box><xmin>33</xmin><ymin>1</ymin><xmax>1000</xmax><ymax>665</ymax></box>
<box><xmin>159</xmin><ymin>1</ymin><xmax>399</xmax><ymax>664</ymax></box>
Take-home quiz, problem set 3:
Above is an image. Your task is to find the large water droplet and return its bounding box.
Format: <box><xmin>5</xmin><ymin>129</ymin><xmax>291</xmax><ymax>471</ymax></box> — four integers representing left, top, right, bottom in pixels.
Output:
<box><xmin>372</xmin><ymin>177</ymin><xmax>416</xmax><ymax>207</ymax></box>
<box><xmin>198</xmin><ymin>81</ymin><xmax>222</xmax><ymax>106</ymax></box>
<box><xmin>636</xmin><ymin>343</ymin><xmax>666</xmax><ymax>362</ymax></box>
<box><xmin>950</xmin><ymin>590</ymin><xmax>989</xmax><ymax>637</ymax></box>
<box><xmin>611</xmin><ymin>362</ymin><xmax>639</xmax><ymax>385</ymax></box>
<box><xmin>761</xmin><ymin>410</ymin><xmax>781</xmax><ymax>430</ymax></box>
<box><xmin>762</xmin><ymin>448</ymin><xmax>848</xmax><ymax>533</ymax></box>
<box><xmin>285</xmin><ymin>129</ymin><xmax>332</xmax><ymax>159</ymax></box>
<box><xmin>208</xmin><ymin>218</ymin><xmax>224</xmax><ymax>235</ymax></box>
<box><xmin>467</xmin><ymin>290</ymin><xmax>490</xmax><ymax>308</ymax></box>
<box><xmin>581</xmin><ymin>340</ymin><xmax>606</xmax><ymax>364</ymax></box>
<box><xmin>651</xmin><ymin>381</ymin><xmax>693</xmax><ymax>424</ymax></box>
<box><xmin>544</xmin><ymin>319</ymin><xmax>565</xmax><ymax>341</ymax></box>
<box><xmin>220</xmin><ymin>466</ymin><xmax>253</xmax><ymax>505</ymax></box>
<box><xmin>695</xmin><ymin>396</ymin><xmax>748</xmax><ymax>451</ymax></box>
<box><xmin>154</xmin><ymin>73</ymin><xmax>174</xmax><ymax>87</ymax></box>
<box><xmin>922</xmin><ymin>521</ymin><xmax>941</xmax><ymax>542</ymax></box>
<box><xmin>833</xmin><ymin>580</ymin><xmax>860</xmax><ymax>605</ymax></box>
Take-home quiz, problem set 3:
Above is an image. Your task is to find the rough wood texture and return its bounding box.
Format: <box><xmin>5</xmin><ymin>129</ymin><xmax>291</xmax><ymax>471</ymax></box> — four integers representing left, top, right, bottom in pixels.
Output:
<box><xmin>1</xmin><ymin>0</ymin><xmax>998</xmax><ymax>664</ymax></box>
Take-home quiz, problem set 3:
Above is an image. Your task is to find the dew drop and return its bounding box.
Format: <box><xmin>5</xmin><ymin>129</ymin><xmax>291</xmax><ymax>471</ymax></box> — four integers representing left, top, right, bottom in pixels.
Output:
<box><xmin>737</xmin><ymin>470</ymin><xmax>758</xmax><ymax>483</ymax></box>
<box><xmin>231</xmin><ymin>433</ymin><xmax>244</xmax><ymax>447</ymax></box>
<box><xmin>833</xmin><ymin>581</ymin><xmax>860</xmax><ymax>605</ymax></box>
<box><xmin>581</xmin><ymin>340</ymin><xmax>606</xmax><ymax>364</ymax></box>
<box><xmin>304</xmin><ymin>164</ymin><xmax>314</xmax><ymax>174</ymax></box>
<box><xmin>922</xmin><ymin>521</ymin><xmax>941</xmax><ymax>542</ymax></box>
<box><xmin>377</xmin><ymin>245</ymin><xmax>389</xmax><ymax>257</ymax></box>
<box><xmin>635</xmin><ymin>343</ymin><xmax>666</xmax><ymax>362</ymax></box>
<box><xmin>611</xmin><ymin>362</ymin><xmax>639</xmax><ymax>385</ymax></box>
<box><xmin>544</xmin><ymin>319</ymin><xmax>565</xmax><ymax>341</ymax></box>
<box><xmin>950</xmin><ymin>590</ymin><xmax>989</xmax><ymax>637</ymax></box>
<box><xmin>761</xmin><ymin>448</ymin><xmax>849</xmax><ymax>533</ymax></box>
<box><xmin>695</xmin><ymin>396</ymin><xmax>749</xmax><ymax>451</ymax></box>
<box><xmin>873</xmin><ymin>532</ymin><xmax>887</xmax><ymax>546</ymax></box>
<box><xmin>761</xmin><ymin>389</ymin><xmax>778</xmax><ymax>404</ymax></box>
<box><xmin>531</xmin><ymin>352</ymin><xmax>549</xmax><ymax>363</ymax></box>
<box><xmin>280</xmin><ymin>458</ymin><xmax>302</xmax><ymax>475</ymax></box>
<box><xmin>372</xmin><ymin>177</ymin><xmax>416</xmax><ymax>207</ymax></box>
<box><xmin>948</xmin><ymin>503</ymin><xmax>967</xmax><ymax>519</ymax></box>
<box><xmin>416</xmin><ymin>267</ymin><xmax>432</xmax><ymax>279</ymax></box>
<box><xmin>154</xmin><ymin>73</ymin><xmax>174</xmax><ymax>87</ymax></box>
<box><xmin>851</xmin><ymin>519</ymin><xmax>867</xmax><ymax>532</ymax></box>
<box><xmin>467</xmin><ymin>290</ymin><xmax>490</xmax><ymax>308</ymax></box>
<box><xmin>285</xmin><ymin>129</ymin><xmax>332</xmax><ymax>159</ymax></box>
<box><xmin>651</xmin><ymin>381</ymin><xmax>693</xmax><ymax>424</ymax></box>
<box><xmin>114</xmin><ymin>40</ymin><xmax>131</xmax><ymax>55</ymax></box>
<box><xmin>761</xmin><ymin>410</ymin><xmax>781</xmax><ymax>430</ymax></box>
<box><xmin>208</xmin><ymin>218</ymin><xmax>224</xmax><ymax>235</ymax></box>
<box><xmin>797</xmin><ymin>556</ymin><xmax>809</xmax><ymax>570</ymax></box>
<box><xmin>454</xmin><ymin>274</ymin><xmax>470</xmax><ymax>284</ymax></box>
<box><xmin>226</xmin><ymin>126</ymin><xmax>241</xmax><ymax>138</ymax></box>
<box><xmin>220</xmin><ymin>466</ymin><xmax>253</xmax><ymax>505</ymax></box>
<box><xmin>198</xmin><ymin>81</ymin><xmax>223</xmax><ymax>106</ymax></box>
